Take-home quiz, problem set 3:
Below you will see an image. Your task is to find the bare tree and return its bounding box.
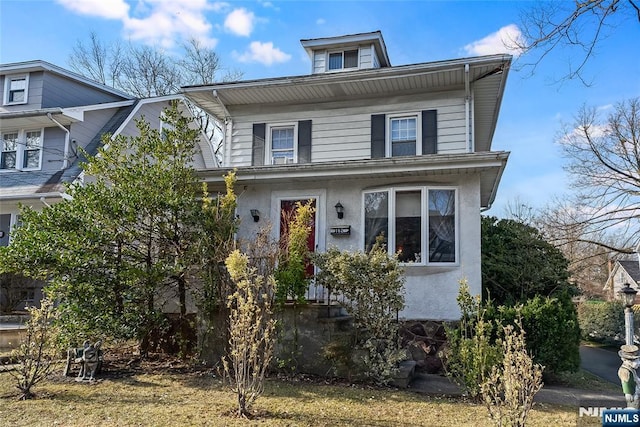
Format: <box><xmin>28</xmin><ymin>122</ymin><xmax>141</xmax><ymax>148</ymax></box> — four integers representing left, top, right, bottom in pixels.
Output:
<box><xmin>547</xmin><ymin>98</ymin><xmax>640</xmax><ymax>257</ymax></box>
<box><xmin>512</xmin><ymin>0</ymin><xmax>640</xmax><ymax>84</ymax></box>
<box><xmin>68</xmin><ymin>33</ymin><xmax>243</xmax><ymax>165</ymax></box>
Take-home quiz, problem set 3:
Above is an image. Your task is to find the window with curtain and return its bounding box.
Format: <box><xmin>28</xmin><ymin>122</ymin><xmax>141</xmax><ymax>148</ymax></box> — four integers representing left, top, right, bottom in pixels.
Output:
<box><xmin>363</xmin><ymin>187</ymin><xmax>457</xmax><ymax>264</ymax></box>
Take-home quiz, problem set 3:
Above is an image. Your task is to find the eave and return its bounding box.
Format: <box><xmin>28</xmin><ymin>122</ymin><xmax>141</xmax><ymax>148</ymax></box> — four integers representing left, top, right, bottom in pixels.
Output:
<box><xmin>198</xmin><ymin>151</ymin><xmax>509</xmax><ymax>208</ymax></box>
<box><xmin>182</xmin><ymin>54</ymin><xmax>511</xmax><ymax>152</ymax></box>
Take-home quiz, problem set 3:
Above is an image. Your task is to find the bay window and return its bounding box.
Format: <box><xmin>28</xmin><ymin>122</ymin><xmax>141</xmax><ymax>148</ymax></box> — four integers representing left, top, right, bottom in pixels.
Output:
<box><xmin>364</xmin><ymin>187</ymin><xmax>457</xmax><ymax>264</ymax></box>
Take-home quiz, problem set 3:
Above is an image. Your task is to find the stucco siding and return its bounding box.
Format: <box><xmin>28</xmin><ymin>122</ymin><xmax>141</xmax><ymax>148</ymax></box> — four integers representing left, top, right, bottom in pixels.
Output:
<box><xmin>231</xmin><ymin>172</ymin><xmax>482</xmax><ymax>321</ymax></box>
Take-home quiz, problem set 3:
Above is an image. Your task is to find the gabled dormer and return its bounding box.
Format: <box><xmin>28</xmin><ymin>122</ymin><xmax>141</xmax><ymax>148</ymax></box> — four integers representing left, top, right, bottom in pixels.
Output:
<box><xmin>301</xmin><ymin>31</ymin><xmax>391</xmax><ymax>74</ymax></box>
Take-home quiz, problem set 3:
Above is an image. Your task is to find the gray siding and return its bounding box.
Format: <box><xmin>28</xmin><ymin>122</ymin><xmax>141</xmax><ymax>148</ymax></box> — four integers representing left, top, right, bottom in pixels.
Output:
<box><xmin>225</xmin><ymin>91</ymin><xmax>466</xmax><ymax>167</ymax></box>
<box><xmin>70</xmin><ymin>108</ymin><xmax>121</xmax><ymax>153</ymax></box>
<box><xmin>41</xmin><ymin>72</ymin><xmax>124</xmax><ymax>108</ymax></box>
<box><xmin>40</xmin><ymin>126</ymin><xmax>66</xmax><ymax>171</ymax></box>
<box><xmin>0</xmin><ymin>72</ymin><xmax>44</xmax><ymax>112</ymax></box>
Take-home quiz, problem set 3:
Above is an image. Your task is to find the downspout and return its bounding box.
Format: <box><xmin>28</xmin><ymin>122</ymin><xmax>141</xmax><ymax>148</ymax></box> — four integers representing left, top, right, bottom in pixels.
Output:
<box><xmin>47</xmin><ymin>113</ymin><xmax>70</xmax><ymax>169</ymax></box>
<box><xmin>464</xmin><ymin>63</ymin><xmax>472</xmax><ymax>153</ymax></box>
<box><xmin>213</xmin><ymin>90</ymin><xmax>232</xmax><ymax>167</ymax></box>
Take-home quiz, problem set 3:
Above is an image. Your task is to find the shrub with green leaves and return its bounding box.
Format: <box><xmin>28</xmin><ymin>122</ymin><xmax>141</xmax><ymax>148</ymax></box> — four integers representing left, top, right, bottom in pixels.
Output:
<box><xmin>486</xmin><ymin>292</ymin><xmax>580</xmax><ymax>375</ymax></box>
<box><xmin>314</xmin><ymin>239</ymin><xmax>405</xmax><ymax>385</ymax></box>
<box><xmin>444</xmin><ymin>280</ymin><xmax>502</xmax><ymax>399</ymax></box>
<box><xmin>577</xmin><ymin>300</ymin><xmax>625</xmax><ymax>344</ymax></box>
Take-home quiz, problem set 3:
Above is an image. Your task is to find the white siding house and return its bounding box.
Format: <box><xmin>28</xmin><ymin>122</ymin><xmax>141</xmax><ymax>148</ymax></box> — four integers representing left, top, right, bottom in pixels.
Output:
<box><xmin>182</xmin><ymin>31</ymin><xmax>512</xmax><ymax>321</ymax></box>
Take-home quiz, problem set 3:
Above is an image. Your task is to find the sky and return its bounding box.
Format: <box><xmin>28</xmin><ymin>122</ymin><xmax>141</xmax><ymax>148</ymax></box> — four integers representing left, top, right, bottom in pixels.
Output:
<box><xmin>1</xmin><ymin>0</ymin><xmax>639</xmax><ymax>217</ymax></box>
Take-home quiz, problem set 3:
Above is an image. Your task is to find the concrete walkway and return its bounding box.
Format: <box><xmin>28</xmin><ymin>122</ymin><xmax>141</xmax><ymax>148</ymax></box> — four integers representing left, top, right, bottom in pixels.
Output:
<box><xmin>408</xmin><ymin>373</ymin><xmax>624</xmax><ymax>407</ymax></box>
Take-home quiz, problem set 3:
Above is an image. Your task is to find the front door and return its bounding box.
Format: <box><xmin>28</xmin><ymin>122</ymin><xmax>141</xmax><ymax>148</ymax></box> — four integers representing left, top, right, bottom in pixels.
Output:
<box><xmin>279</xmin><ymin>199</ymin><xmax>316</xmax><ymax>278</ymax></box>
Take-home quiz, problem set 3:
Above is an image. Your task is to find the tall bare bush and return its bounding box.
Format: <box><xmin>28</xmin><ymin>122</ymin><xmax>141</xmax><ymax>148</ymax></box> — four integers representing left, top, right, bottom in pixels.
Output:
<box><xmin>5</xmin><ymin>299</ymin><xmax>60</xmax><ymax>400</ymax></box>
<box><xmin>223</xmin><ymin>250</ymin><xmax>276</xmax><ymax>417</ymax></box>
<box><xmin>481</xmin><ymin>320</ymin><xmax>544</xmax><ymax>427</ymax></box>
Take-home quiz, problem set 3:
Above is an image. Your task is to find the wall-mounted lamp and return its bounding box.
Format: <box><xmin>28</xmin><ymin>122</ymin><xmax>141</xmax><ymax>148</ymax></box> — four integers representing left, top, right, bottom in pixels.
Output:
<box><xmin>334</xmin><ymin>202</ymin><xmax>344</xmax><ymax>219</ymax></box>
<box><xmin>250</xmin><ymin>209</ymin><xmax>260</xmax><ymax>222</ymax></box>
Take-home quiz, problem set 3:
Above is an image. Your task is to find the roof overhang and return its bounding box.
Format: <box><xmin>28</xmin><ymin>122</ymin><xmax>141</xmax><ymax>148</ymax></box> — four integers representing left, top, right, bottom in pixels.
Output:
<box><xmin>182</xmin><ymin>54</ymin><xmax>511</xmax><ymax>152</ymax></box>
<box><xmin>0</xmin><ymin>60</ymin><xmax>133</xmax><ymax>99</ymax></box>
<box><xmin>0</xmin><ymin>108</ymin><xmax>83</xmax><ymax>129</ymax></box>
<box><xmin>198</xmin><ymin>151</ymin><xmax>509</xmax><ymax>208</ymax></box>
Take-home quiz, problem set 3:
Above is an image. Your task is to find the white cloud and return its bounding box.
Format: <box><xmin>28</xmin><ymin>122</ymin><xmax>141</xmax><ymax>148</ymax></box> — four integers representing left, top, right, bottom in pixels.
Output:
<box><xmin>316</xmin><ymin>18</ymin><xmax>326</xmax><ymax>25</ymax></box>
<box><xmin>234</xmin><ymin>41</ymin><xmax>291</xmax><ymax>66</ymax></box>
<box><xmin>56</xmin><ymin>0</ymin><xmax>129</xmax><ymax>19</ymax></box>
<box><xmin>57</xmin><ymin>0</ymin><xmax>217</xmax><ymax>49</ymax></box>
<box><xmin>463</xmin><ymin>24</ymin><xmax>525</xmax><ymax>57</ymax></box>
<box><xmin>224</xmin><ymin>8</ymin><xmax>255</xmax><ymax>37</ymax></box>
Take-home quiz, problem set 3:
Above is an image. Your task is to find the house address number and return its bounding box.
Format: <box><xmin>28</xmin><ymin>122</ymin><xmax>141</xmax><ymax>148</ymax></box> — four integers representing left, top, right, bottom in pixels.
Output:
<box><xmin>330</xmin><ymin>226</ymin><xmax>351</xmax><ymax>236</ymax></box>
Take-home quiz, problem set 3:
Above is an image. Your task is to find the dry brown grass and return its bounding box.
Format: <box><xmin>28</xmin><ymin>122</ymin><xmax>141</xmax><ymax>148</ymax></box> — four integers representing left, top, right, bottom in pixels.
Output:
<box><xmin>0</xmin><ymin>365</ymin><xmax>593</xmax><ymax>427</ymax></box>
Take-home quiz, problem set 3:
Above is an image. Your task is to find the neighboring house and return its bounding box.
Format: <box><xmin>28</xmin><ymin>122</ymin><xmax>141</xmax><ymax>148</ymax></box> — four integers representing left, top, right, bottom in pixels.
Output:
<box><xmin>0</xmin><ymin>60</ymin><xmax>214</xmax><ymax>311</ymax></box>
<box><xmin>183</xmin><ymin>31</ymin><xmax>511</xmax><ymax>320</ymax></box>
<box><xmin>604</xmin><ymin>259</ymin><xmax>640</xmax><ymax>303</ymax></box>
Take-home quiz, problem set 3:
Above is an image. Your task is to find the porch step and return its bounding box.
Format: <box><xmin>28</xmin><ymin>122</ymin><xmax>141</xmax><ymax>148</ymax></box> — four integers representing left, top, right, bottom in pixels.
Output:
<box><xmin>391</xmin><ymin>360</ymin><xmax>417</xmax><ymax>388</ymax></box>
<box><xmin>313</xmin><ymin>303</ymin><xmax>349</xmax><ymax>319</ymax></box>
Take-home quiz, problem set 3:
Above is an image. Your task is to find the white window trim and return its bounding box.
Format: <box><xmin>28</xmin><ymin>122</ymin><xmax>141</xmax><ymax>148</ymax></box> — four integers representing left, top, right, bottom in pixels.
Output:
<box><xmin>271</xmin><ymin>189</ymin><xmax>326</xmax><ymax>254</ymax></box>
<box><xmin>325</xmin><ymin>48</ymin><xmax>360</xmax><ymax>72</ymax></box>
<box><xmin>1</xmin><ymin>128</ymin><xmax>44</xmax><ymax>171</ymax></box>
<box><xmin>362</xmin><ymin>186</ymin><xmax>459</xmax><ymax>266</ymax></box>
<box><xmin>3</xmin><ymin>73</ymin><xmax>29</xmax><ymax>105</ymax></box>
<box><xmin>265</xmin><ymin>122</ymin><xmax>298</xmax><ymax>165</ymax></box>
<box><xmin>386</xmin><ymin>112</ymin><xmax>422</xmax><ymax>157</ymax></box>
<box><xmin>0</xmin><ymin>213</ymin><xmax>20</xmax><ymax>246</ymax></box>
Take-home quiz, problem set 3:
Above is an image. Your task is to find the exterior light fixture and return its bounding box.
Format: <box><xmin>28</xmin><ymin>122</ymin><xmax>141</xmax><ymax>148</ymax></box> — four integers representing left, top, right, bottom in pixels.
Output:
<box><xmin>250</xmin><ymin>209</ymin><xmax>260</xmax><ymax>222</ymax></box>
<box><xmin>620</xmin><ymin>283</ymin><xmax>638</xmax><ymax>309</ymax></box>
<box><xmin>619</xmin><ymin>283</ymin><xmax>638</xmax><ymax>346</ymax></box>
<box><xmin>334</xmin><ymin>202</ymin><xmax>344</xmax><ymax>219</ymax></box>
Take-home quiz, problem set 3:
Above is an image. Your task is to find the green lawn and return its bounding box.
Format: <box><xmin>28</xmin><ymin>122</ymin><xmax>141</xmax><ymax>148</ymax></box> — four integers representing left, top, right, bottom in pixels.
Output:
<box><xmin>0</xmin><ymin>367</ymin><xmax>594</xmax><ymax>427</ymax></box>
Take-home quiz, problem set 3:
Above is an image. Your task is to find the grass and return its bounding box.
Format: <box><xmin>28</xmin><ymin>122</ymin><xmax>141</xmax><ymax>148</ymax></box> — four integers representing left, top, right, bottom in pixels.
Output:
<box><xmin>0</xmin><ymin>366</ymin><xmax>593</xmax><ymax>427</ymax></box>
<box><xmin>550</xmin><ymin>368</ymin><xmax>620</xmax><ymax>392</ymax></box>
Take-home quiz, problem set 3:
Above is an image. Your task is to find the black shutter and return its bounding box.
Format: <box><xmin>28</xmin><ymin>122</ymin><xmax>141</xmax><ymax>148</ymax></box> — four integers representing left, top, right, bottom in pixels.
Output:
<box><xmin>298</xmin><ymin>120</ymin><xmax>312</xmax><ymax>163</ymax></box>
<box><xmin>422</xmin><ymin>110</ymin><xmax>437</xmax><ymax>155</ymax></box>
<box><xmin>252</xmin><ymin>123</ymin><xmax>265</xmax><ymax>166</ymax></box>
<box><xmin>371</xmin><ymin>114</ymin><xmax>386</xmax><ymax>159</ymax></box>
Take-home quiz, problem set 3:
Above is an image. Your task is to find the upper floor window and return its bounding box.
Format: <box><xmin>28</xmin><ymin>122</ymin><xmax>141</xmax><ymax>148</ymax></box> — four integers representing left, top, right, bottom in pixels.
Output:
<box><xmin>370</xmin><ymin>110</ymin><xmax>437</xmax><ymax>159</ymax></box>
<box><xmin>4</xmin><ymin>74</ymin><xmax>29</xmax><ymax>105</ymax></box>
<box><xmin>364</xmin><ymin>187</ymin><xmax>457</xmax><ymax>265</ymax></box>
<box><xmin>268</xmin><ymin>124</ymin><xmax>296</xmax><ymax>165</ymax></box>
<box><xmin>1</xmin><ymin>129</ymin><xmax>42</xmax><ymax>171</ymax></box>
<box><xmin>328</xmin><ymin>49</ymin><xmax>359</xmax><ymax>71</ymax></box>
<box><xmin>1</xmin><ymin>132</ymin><xmax>18</xmax><ymax>169</ymax></box>
<box><xmin>390</xmin><ymin>116</ymin><xmax>418</xmax><ymax>156</ymax></box>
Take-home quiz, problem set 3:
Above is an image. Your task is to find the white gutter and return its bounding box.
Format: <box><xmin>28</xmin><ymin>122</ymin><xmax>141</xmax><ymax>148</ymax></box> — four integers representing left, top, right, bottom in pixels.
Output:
<box><xmin>47</xmin><ymin>113</ymin><xmax>71</xmax><ymax>169</ymax></box>
<box><xmin>465</xmin><ymin>63</ymin><xmax>471</xmax><ymax>153</ymax></box>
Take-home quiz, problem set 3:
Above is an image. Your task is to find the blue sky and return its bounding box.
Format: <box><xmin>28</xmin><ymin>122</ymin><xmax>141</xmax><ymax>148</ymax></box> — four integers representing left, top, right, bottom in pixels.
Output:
<box><xmin>1</xmin><ymin>0</ymin><xmax>639</xmax><ymax>216</ymax></box>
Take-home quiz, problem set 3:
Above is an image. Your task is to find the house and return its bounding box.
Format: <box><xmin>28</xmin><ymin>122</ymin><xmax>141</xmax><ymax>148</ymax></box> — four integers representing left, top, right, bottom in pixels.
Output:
<box><xmin>182</xmin><ymin>31</ymin><xmax>511</xmax><ymax>321</ymax></box>
<box><xmin>604</xmin><ymin>259</ymin><xmax>640</xmax><ymax>303</ymax></box>
<box><xmin>0</xmin><ymin>60</ymin><xmax>214</xmax><ymax>311</ymax></box>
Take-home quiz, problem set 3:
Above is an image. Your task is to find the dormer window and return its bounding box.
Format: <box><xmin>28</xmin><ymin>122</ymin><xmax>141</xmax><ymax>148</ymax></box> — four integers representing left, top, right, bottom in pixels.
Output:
<box><xmin>4</xmin><ymin>74</ymin><xmax>29</xmax><ymax>105</ymax></box>
<box><xmin>328</xmin><ymin>49</ymin><xmax>359</xmax><ymax>71</ymax></box>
